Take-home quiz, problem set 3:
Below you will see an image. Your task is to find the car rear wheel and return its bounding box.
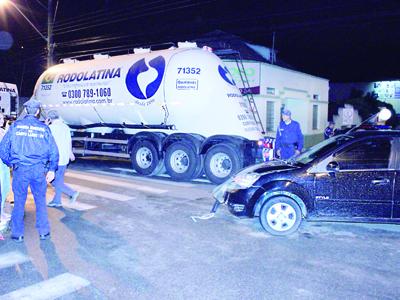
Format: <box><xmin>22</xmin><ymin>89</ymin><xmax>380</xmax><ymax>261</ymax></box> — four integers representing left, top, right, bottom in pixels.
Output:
<box><xmin>259</xmin><ymin>196</ymin><xmax>302</xmax><ymax>235</ymax></box>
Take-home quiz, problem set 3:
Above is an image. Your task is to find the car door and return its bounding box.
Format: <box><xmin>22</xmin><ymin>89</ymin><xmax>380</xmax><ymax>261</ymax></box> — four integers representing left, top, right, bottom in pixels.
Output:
<box><xmin>390</xmin><ymin>138</ymin><xmax>400</xmax><ymax>219</ymax></box>
<box><xmin>313</xmin><ymin>136</ymin><xmax>395</xmax><ymax>219</ymax></box>
<box><xmin>393</xmin><ymin>171</ymin><xmax>400</xmax><ymax>219</ymax></box>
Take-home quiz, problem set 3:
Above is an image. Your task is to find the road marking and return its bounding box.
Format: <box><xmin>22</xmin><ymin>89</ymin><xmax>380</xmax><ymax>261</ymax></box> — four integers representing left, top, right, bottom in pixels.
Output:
<box><xmin>46</xmin><ymin>192</ymin><xmax>97</xmax><ymax>211</ymax></box>
<box><xmin>111</xmin><ymin>167</ymin><xmax>135</xmax><ymax>173</ymax></box>
<box><xmin>97</xmin><ymin>169</ymin><xmax>198</xmax><ymax>187</ymax></box>
<box><xmin>0</xmin><ymin>251</ymin><xmax>30</xmax><ymax>269</ymax></box>
<box><xmin>67</xmin><ymin>184</ymin><xmax>134</xmax><ymax>202</ymax></box>
<box><xmin>0</xmin><ymin>272</ymin><xmax>90</xmax><ymax>300</ymax></box>
<box><xmin>61</xmin><ymin>200</ymin><xmax>97</xmax><ymax>211</ymax></box>
<box><xmin>66</xmin><ymin>171</ymin><xmax>168</xmax><ymax>194</ymax></box>
<box><xmin>109</xmin><ymin>167</ymin><xmax>211</xmax><ymax>184</ymax></box>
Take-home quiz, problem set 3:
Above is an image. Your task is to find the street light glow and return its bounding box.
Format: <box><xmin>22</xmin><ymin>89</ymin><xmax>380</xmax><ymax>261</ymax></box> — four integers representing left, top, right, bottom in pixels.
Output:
<box><xmin>0</xmin><ymin>0</ymin><xmax>54</xmax><ymax>67</ymax></box>
<box><xmin>0</xmin><ymin>0</ymin><xmax>48</xmax><ymax>42</ymax></box>
<box><xmin>378</xmin><ymin>108</ymin><xmax>392</xmax><ymax>122</ymax></box>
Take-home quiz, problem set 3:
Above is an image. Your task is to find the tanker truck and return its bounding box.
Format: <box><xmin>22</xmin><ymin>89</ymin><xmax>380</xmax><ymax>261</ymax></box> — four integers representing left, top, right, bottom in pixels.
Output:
<box><xmin>0</xmin><ymin>82</ymin><xmax>19</xmax><ymax>117</ymax></box>
<box><xmin>32</xmin><ymin>43</ymin><xmax>267</xmax><ymax>184</ymax></box>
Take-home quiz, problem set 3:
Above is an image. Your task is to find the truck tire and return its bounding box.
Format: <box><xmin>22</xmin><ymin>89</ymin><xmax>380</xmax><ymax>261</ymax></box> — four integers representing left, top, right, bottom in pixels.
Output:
<box><xmin>130</xmin><ymin>140</ymin><xmax>160</xmax><ymax>176</ymax></box>
<box><xmin>165</xmin><ymin>141</ymin><xmax>202</xmax><ymax>181</ymax></box>
<box><xmin>204</xmin><ymin>144</ymin><xmax>242</xmax><ymax>184</ymax></box>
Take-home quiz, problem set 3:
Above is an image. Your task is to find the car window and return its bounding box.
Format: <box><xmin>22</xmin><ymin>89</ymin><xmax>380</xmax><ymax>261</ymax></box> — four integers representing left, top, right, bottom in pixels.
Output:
<box><xmin>295</xmin><ymin>135</ymin><xmax>353</xmax><ymax>164</ymax></box>
<box><xmin>334</xmin><ymin>137</ymin><xmax>393</xmax><ymax>170</ymax></box>
<box><xmin>389</xmin><ymin>138</ymin><xmax>400</xmax><ymax>170</ymax></box>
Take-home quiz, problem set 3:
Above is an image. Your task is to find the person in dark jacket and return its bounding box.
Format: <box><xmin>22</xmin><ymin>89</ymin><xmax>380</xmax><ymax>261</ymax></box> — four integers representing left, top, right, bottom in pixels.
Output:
<box><xmin>324</xmin><ymin>121</ymin><xmax>335</xmax><ymax>139</ymax></box>
<box><xmin>0</xmin><ymin>99</ymin><xmax>59</xmax><ymax>242</ymax></box>
<box><xmin>275</xmin><ymin>109</ymin><xmax>304</xmax><ymax>159</ymax></box>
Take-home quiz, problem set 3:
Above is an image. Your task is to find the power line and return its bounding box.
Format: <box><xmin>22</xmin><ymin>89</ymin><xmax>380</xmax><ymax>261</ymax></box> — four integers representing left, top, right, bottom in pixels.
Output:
<box><xmin>26</xmin><ymin>0</ymin><xmax>395</xmax><ymax>44</ymax></box>
<box><xmin>53</xmin><ymin>6</ymin><xmax>400</xmax><ymax>50</ymax></box>
<box><xmin>54</xmin><ymin>0</ymin><xmax>212</xmax><ymax>35</ymax></box>
<box><xmin>26</xmin><ymin>0</ymin><xmax>208</xmax><ymax>40</ymax></box>
<box><xmin>51</xmin><ymin>0</ymin><xmax>171</xmax><ymax>30</ymax></box>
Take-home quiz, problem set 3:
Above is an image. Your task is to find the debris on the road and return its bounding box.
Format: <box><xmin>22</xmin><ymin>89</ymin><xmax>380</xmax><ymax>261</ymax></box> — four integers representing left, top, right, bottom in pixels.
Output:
<box><xmin>191</xmin><ymin>213</ymin><xmax>215</xmax><ymax>222</ymax></box>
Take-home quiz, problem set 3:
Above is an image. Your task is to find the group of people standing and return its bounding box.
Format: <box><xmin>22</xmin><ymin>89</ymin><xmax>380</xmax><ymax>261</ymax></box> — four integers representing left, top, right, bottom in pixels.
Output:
<box><xmin>0</xmin><ymin>99</ymin><xmax>78</xmax><ymax>242</ymax></box>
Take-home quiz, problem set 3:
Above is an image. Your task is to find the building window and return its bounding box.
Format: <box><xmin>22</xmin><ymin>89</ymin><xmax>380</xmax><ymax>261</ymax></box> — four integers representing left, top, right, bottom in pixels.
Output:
<box><xmin>266</xmin><ymin>101</ymin><xmax>275</xmax><ymax>131</ymax></box>
<box><xmin>312</xmin><ymin>104</ymin><xmax>318</xmax><ymax>130</ymax></box>
<box><xmin>313</xmin><ymin>94</ymin><xmax>319</xmax><ymax>100</ymax></box>
<box><xmin>266</xmin><ymin>87</ymin><xmax>276</xmax><ymax>96</ymax></box>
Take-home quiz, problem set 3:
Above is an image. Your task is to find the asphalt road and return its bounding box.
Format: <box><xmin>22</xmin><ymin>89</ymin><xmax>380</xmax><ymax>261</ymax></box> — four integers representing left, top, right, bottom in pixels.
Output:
<box><xmin>0</xmin><ymin>157</ymin><xmax>399</xmax><ymax>299</ymax></box>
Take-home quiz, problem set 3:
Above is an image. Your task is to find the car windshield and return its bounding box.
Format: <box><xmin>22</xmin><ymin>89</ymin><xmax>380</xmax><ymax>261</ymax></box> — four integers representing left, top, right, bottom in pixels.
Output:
<box><xmin>294</xmin><ymin>135</ymin><xmax>354</xmax><ymax>164</ymax></box>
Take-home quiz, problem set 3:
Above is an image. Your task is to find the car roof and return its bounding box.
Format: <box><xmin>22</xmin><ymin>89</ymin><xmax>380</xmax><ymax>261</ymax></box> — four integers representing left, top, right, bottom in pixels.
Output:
<box><xmin>346</xmin><ymin>130</ymin><xmax>400</xmax><ymax>138</ymax></box>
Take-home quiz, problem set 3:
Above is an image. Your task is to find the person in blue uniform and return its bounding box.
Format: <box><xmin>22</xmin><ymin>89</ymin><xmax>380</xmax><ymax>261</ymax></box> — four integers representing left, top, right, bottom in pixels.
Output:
<box><xmin>0</xmin><ymin>99</ymin><xmax>59</xmax><ymax>242</ymax></box>
<box><xmin>324</xmin><ymin>121</ymin><xmax>335</xmax><ymax>139</ymax></box>
<box><xmin>275</xmin><ymin>109</ymin><xmax>304</xmax><ymax>159</ymax></box>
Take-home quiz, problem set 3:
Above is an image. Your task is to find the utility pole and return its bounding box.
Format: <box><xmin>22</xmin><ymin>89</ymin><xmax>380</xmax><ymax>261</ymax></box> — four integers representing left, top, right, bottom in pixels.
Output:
<box><xmin>47</xmin><ymin>0</ymin><xmax>54</xmax><ymax>68</ymax></box>
<box><xmin>271</xmin><ymin>31</ymin><xmax>276</xmax><ymax>64</ymax></box>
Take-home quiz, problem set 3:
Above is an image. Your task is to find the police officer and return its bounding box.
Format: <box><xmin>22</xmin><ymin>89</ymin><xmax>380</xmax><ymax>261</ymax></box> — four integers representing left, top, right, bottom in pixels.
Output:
<box><xmin>324</xmin><ymin>121</ymin><xmax>335</xmax><ymax>139</ymax></box>
<box><xmin>275</xmin><ymin>109</ymin><xmax>304</xmax><ymax>159</ymax></box>
<box><xmin>0</xmin><ymin>99</ymin><xmax>59</xmax><ymax>242</ymax></box>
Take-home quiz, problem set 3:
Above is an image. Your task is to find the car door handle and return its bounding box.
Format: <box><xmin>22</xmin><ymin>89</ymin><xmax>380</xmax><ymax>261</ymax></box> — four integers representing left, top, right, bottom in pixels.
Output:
<box><xmin>372</xmin><ymin>179</ymin><xmax>390</xmax><ymax>185</ymax></box>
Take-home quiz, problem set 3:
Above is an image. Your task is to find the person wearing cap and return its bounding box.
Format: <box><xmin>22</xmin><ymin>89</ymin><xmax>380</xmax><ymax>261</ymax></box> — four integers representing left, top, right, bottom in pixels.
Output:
<box><xmin>324</xmin><ymin>121</ymin><xmax>336</xmax><ymax>139</ymax></box>
<box><xmin>46</xmin><ymin>110</ymin><xmax>79</xmax><ymax>207</ymax></box>
<box><xmin>275</xmin><ymin>109</ymin><xmax>304</xmax><ymax>159</ymax></box>
<box><xmin>0</xmin><ymin>99</ymin><xmax>59</xmax><ymax>243</ymax></box>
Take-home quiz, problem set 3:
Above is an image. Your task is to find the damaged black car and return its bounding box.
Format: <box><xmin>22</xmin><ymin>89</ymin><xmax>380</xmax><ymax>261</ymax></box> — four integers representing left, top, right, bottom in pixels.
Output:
<box><xmin>212</xmin><ymin>130</ymin><xmax>400</xmax><ymax>235</ymax></box>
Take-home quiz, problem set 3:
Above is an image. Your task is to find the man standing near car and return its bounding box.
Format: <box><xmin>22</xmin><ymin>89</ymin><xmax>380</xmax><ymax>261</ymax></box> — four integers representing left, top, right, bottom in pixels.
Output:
<box><xmin>275</xmin><ymin>109</ymin><xmax>304</xmax><ymax>159</ymax></box>
<box><xmin>0</xmin><ymin>99</ymin><xmax>59</xmax><ymax>242</ymax></box>
<box><xmin>324</xmin><ymin>121</ymin><xmax>336</xmax><ymax>139</ymax></box>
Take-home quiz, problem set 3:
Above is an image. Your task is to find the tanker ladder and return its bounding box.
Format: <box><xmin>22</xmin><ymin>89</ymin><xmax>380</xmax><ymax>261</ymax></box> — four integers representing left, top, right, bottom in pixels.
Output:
<box><xmin>214</xmin><ymin>49</ymin><xmax>265</xmax><ymax>134</ymax></box>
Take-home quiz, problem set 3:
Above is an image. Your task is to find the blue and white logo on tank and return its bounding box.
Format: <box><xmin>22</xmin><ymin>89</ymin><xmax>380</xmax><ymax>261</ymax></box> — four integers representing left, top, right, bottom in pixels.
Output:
<box><xmin>125</xmin><ymin>56</ymin><xmax>166</xmax><ymax>106</ymax></box>
<box><xmin>218</xmin><ymin>65</ymin><xmax>236</xmax><ymax>86</ymax></box>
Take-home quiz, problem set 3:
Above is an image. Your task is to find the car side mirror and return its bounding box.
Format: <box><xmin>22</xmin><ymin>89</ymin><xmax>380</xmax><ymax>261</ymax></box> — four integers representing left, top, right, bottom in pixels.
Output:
<box><xmin>326</xmin><ymin>161</ymin><xmax>339</xmax><ymax>173</ymax></box>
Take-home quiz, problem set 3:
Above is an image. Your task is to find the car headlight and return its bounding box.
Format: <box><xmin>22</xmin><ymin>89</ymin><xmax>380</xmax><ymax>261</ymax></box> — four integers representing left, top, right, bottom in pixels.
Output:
<box><xmin>232</xmin><ymin>172</ymin><xmax>261</xmax><ymax>188</ymax></box>
<box><xmin>212</xmin><ymin>172</ymin><xmax>261</xmax><ymax>203</ymax></box>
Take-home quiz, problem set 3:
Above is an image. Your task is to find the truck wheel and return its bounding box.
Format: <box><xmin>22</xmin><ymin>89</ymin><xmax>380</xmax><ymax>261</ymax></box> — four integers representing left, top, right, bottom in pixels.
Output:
<box><xmin>204</xmin><ymin>144</ymin><xmax>242</xmax><ymax>184</ymax></box>
<box><xmin>130</xmin><ymin>140</ymin><xmax>160</xmax><ymax>176</ymax></box>
<box><xmin>259</xmin><ymin>197</ymin><xmax>302</xmax><ymax>236</ymax></box>
<box><xmin>165</xmin><ymin>142</ymin><xmax>202</xmax><ymax>181</ymax></box>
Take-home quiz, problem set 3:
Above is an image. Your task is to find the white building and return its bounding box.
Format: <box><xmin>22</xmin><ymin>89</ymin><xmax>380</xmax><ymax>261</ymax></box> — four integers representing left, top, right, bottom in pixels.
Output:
<box><xmin>196</xmin><ymin>31</ymin><xmax>330</xmax><ymax>147</ymax></box>
<box><xmin>224</xmin><ymin>60</ymin><xmax>329</xmax><ymax>147</ymax></box>
<box><xmin>331</xmin><ymin>81</ymin><xmax>400</xmax><ymax>113</ymax></box>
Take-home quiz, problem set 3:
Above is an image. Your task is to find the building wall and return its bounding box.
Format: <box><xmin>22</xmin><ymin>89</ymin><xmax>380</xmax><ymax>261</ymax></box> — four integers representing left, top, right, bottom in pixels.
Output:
<box><xmin>225</xmin><ymin>61</ymin><xmax>329</xmax><ymax>148</ymax></box>
<box><xmin>330</xmin><ymin>81</ymin><xmax>400</xmax><ymax>113</ymax></box>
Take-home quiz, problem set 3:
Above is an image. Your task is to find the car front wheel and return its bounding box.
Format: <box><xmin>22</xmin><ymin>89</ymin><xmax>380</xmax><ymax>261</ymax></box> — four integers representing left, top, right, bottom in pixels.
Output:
<box><xmin>259</xmin><ymin>196</ymin><xmax>302</xmax><ymax>235</ymax></box>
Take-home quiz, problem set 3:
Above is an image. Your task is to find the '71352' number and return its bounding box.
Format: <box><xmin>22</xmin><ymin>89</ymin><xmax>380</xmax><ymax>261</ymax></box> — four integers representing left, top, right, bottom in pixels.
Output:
<box><xmin>177</xmin><ymin>67</ymin><xmax>201</xmax><ymax>74</ymax></box>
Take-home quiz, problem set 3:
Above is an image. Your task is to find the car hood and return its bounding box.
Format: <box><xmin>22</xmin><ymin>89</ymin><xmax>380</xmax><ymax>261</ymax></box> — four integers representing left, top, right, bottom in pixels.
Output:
<box><xmin>237</xmin><ymin>160</ymin><xmax>300</xmax><ymax>176</ymax></box>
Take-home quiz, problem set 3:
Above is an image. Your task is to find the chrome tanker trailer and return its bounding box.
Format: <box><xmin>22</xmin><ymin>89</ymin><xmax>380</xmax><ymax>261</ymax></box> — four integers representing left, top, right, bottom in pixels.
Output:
<box><xmin>32</xmin><ymin>43</ymin><xmax>266</xmax><ymax>184</ymax></box>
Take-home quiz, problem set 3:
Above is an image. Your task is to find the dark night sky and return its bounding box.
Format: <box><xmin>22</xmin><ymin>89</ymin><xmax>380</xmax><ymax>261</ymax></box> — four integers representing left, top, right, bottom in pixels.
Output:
<box><xmin>1</xmin><ymin>0</ymin><xmax>399</xmax><ymax>96</ymax></box>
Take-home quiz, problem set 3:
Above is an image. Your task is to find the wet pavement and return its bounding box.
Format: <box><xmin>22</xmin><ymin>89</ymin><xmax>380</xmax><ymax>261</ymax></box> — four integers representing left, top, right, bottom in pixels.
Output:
<box><xmin>0</xmin><ymin>158</ymin><xmax>399</xmax><ymax>299</ymax></box>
